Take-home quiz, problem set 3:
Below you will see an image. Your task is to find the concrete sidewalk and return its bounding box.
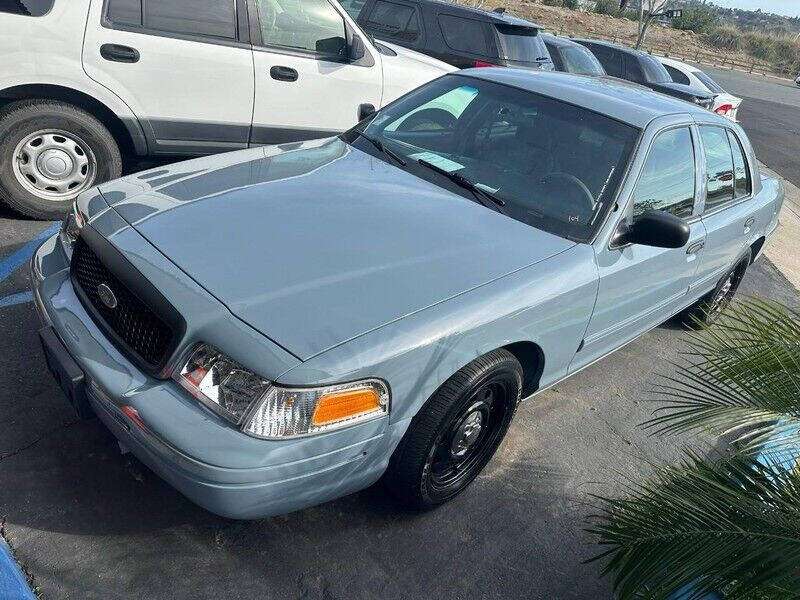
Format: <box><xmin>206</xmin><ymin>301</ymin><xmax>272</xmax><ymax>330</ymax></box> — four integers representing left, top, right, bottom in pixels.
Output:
<box><xmin>761</xmin><ymin>163</ymin><xmax>800</xmax><ymax>291</ymax></box>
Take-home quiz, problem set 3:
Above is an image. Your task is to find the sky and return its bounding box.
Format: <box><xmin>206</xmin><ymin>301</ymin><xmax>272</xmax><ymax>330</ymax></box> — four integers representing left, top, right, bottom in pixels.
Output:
<box><xmin>710</xmin><ymin>0</ymin><xmax>800</xmax><ymax>18</ymax></box>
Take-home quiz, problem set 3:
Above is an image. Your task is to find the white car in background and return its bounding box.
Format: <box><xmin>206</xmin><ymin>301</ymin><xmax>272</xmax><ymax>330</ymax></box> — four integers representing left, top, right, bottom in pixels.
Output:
<box><xmin>660</xmin><ymin>57</ymin><xmax>742</xmax><ymax>122</ymax></box>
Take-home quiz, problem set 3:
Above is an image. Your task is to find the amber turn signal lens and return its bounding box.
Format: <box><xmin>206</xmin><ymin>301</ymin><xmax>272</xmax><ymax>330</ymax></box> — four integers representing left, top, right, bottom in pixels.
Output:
<box><xmin>312</xmin><ymin>388</ymin><xmax>382</xmax><ymax>426</ymax></box>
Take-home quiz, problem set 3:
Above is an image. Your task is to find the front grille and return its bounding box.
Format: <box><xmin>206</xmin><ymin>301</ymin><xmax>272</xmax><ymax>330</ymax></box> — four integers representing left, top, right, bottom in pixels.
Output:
<box><xmin>71</xmin><ymin>237</ymin><xmax>173</xmax><ymax>368</ymax></box>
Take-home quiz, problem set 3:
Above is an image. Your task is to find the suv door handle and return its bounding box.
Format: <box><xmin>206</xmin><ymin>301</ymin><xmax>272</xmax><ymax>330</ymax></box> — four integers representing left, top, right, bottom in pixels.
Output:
<box><xmin>686</xmin><ymin>240</ymin><xmax>705</xmax><ymax>255</ymax></box>
<box><xmin>270</xmin><ymin>66</ymin><xmax>298</xmax><ymax>82</ymax></box>
<box><xmin>100</xmin><ymin>44</ymin><xmax>140</xmax><ymax>63</ymax></box>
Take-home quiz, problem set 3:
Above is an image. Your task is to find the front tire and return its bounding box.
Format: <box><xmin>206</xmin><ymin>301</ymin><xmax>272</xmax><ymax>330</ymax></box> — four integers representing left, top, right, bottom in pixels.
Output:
<box><xmin>0</xmin><ymin>100</ymin><xmax>122</xmax><ymax>220</ymax></box>
<box><xmin>383</xmin><ymin>349</ymin><xmax>522</xmax><ymax>509</ymax></box>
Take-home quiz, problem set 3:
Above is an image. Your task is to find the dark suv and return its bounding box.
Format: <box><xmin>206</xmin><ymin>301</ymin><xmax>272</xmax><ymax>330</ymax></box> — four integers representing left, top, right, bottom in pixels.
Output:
<box><xmin>574</xmin><ymin>39</ymin><xmax>713</xmax><ymax>108</ymax></box>
<box><xmin>341</xmin><ymin>0</ymin><xmax>554</xmax><ymax>70</ymax></box>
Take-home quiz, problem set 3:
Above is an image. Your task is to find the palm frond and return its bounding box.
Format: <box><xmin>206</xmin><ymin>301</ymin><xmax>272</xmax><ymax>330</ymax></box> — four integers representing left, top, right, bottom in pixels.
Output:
<box><xmin>645</xmin><ymin>298</ymin><xmax>800</xmax><ymax>454</ymax></box>
<box><xmin>586</xmin><ymin>452</ymin><xmax>800</xmax><ymax>600</ymax></box>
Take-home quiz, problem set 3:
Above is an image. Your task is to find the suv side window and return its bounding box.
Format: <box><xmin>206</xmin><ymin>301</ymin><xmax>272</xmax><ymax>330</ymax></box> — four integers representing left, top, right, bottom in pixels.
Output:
<box><xmin>632</xmin><ymin>127</ymin><xmax>696</xmax><ymax>219</ymax></box>
<box><xmin>727</xmin><ymin>130</ymin><xmax>752</xmax><ymax>199</ymax></box>
<box><xmin>624</xmin><ymin>55</ymin><xmax>645</xmax><ymax>83</ymax></box>
<box><xmin>255</xmin><ymin>0</ymin><xmax>346</xmax><ymax>55</ymax></box>
<box><xmin>363</xmin><ymin>0</ymin><xmax>421</xmax><ymax>42</ymax></box>
<box><xmin>592</xmin><ymin>46</ymin><xmax>624</xmax><ymax>78</ymax></box>
<box><xmin>664</xmin><ymin>64</ymin><xmax>690</xmax><ymax>85</ymax></box>
<box><xmin>438</xmin><ymin>14</ymin><xmax>488</xmax><ymax>55</ymax></box>
<box><xmin>106</xmin><ymin>0</ymin><xmax>237</xmax><ymax>39</ymax></box>
<box><xmin>0</xmin><ymin>0</ymin><xmax>53</xmax><ymax>16</ymax></box>
<box><xmin>700</xmin><ymin>126</ymin><xmax>735</xmax><ymax>213</ymax></box>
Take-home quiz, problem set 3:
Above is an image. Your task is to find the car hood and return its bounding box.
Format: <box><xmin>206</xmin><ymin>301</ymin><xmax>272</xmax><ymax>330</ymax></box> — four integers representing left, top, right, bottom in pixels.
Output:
<box><xmin>99</xmin><ymin>139</ymin><xmax>574</xmax><ymax>360</ymax></box>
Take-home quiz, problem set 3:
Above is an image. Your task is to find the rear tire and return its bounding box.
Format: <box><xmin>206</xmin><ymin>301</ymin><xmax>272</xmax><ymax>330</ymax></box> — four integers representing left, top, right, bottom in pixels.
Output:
<box><xmin>383</xmin><ymin>349</ymin><xmax>522</xmax><ymax>509</ymax></box>
<box><xmin>680</xmin><ymin>248</ymin><xmax>751</xmax><ymax>328</ymax></box>
<box><xmin>0</xmin><ymin>100</ymin><xmax>122</xmax><ymax>220</ymax></box>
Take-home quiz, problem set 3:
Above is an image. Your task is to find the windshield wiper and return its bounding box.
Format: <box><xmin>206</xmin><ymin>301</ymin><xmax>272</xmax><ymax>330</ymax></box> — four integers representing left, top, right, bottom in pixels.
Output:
<box><xmin>416</xmin><ymin>158</ymin><xmax>506</xmax><ymax>214</ymax></box>
<box><xmin>354</xmin><ymin>130</ymin><xmax>406</xmax><ymax>166</ymax></box>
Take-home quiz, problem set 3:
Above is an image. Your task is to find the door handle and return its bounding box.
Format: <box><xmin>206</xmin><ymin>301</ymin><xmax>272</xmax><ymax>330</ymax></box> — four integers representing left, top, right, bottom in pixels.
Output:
<box><xmin>270</xmin><ymin>66</ymin><xmax>298</xmax><ymax>82</ymax></box>
<box><xmin>686</xmin><ymin>240</ymin><xmax>705</xmax><ymax>255</ymax></box>
<box><xmin>744</xmin><ymin>216</ymin><xmax>756</xmax><ymax>229</ymax></box>
<box><xmin>100</xmin><ymin>44</ymin><xmax>140</xmax><ymax>63</ymax></box>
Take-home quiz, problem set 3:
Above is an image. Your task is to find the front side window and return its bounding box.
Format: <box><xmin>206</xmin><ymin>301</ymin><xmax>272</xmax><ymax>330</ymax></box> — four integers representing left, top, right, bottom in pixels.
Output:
<box><xmin>106</xmin><ymin>0</ymin><xmax>236</xmax><ymax>39</ymax></box>
<box><xmin>632</xmin><ymin>127</ymin><xmax>696</xmax><ymax>220</ymax></box>
<box><xmin>591</xmin><ymin>46</ymin><xmax>624</xmax><ymax>78</ymax></box>
<box><xmin>625</xmin><ymin>55</ymin><xmax>645</xmax><ymax>83</ymax></box>
<box><xmin>353</xmin><ymin>75</ymin><xmax>640</xmax><ymax>242</ymax></box>
<box><xmin>0</xmin><ymin>0</ymin><xmax>53</xmax><ymax>16</ymax></box>
<box><xmin>727</xmin><ymin>130</ymin><xmax>751</xmax><ymax>199</ymax></box>
<box><xmin>363</xmin><ymin>0</ymin><xmax>420</xmax><ymax>42</ymax></box>
<box><xmin>700</xmin><ymin>126</ymin><xmax>735</xmax><ymax>213</ymax></box>
<box><xmin>256</xmin><ymin>0</ymin><xmax>346</xmax><ymax>55</ymax></box>
<box><xmin>438</xmin><ymin>15</ymin><xmax>488</xmax><ymax>55</ymax></box>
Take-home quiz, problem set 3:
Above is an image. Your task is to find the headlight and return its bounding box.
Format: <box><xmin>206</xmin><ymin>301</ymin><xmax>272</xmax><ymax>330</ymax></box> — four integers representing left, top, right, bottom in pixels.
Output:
<box><xmin>175</xmin><ymin>344</ymin><xmax>390</xmax><ymax>438</ymax></box>
<box><xmin>59</xmin><ymin>201</ymin><xmax>84</xmax><ymax>257</ymax></box>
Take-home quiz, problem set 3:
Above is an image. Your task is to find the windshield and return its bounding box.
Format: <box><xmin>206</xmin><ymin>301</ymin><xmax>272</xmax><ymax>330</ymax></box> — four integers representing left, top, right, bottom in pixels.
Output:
<box><xmin>348</xmin><ymin>75</ymin><xmax>640</xmax><ymax>242</ymax></box>
<box><xmin>641</xmin><ymin>54</ymin><xmax>672</xmax><ymax>83</ymax></box>
<box><xmin>694</xmin><ymin>70</ymin><xmax>725</xmax><ymax>93</ymax></box>
<box><xmin>561</xmin><ymin>46</ymin><xmax>605</xmax><ymax>76</ymax></box>
<box><xmin>495</xmin><ymin>25</ymin><xmax>553</xmax><ymax>69</ymax></box>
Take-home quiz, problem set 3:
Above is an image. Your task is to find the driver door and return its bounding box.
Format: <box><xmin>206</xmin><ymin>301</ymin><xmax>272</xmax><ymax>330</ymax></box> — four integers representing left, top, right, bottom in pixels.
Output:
<box><xmin>248</xmin><ymin>0</ymin><xmax>384</xmax><ymax>144</ymax></box>
<box><xmin>571</xmin><ymin>125</ymin><xmax>707</xmax><ymax>372</ymax></box>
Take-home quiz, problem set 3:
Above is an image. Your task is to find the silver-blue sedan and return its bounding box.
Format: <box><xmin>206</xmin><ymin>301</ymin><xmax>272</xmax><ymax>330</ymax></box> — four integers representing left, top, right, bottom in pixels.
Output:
<box><xmin>32</xmin><ymin>70</ymin><xmax>784</xmax><ymax>518</ymax></box>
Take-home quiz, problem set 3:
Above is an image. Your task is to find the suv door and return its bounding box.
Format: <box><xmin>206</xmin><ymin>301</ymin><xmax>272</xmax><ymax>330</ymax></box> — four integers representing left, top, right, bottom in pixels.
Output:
<box><xmin>573</xmin><ymin>125</ymin><xmax>707</xmax><ymax>370</ymax></box>
<box><xmin>692</xmin><ymin>126</ymin><xmax>756</xmax><ymax>293</ymax></box>
<box><xmin>248</xmin><ymin>0</ymin><xmax>383</xmax><ymax>144</ymax></box>
<box><xmin>83</xmin><ymin>0</ymin><xmax>255</xmax><ymax>155</ymax></box>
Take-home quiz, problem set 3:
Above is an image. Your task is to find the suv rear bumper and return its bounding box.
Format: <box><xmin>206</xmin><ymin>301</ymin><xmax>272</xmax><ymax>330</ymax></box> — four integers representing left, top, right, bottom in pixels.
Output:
<box><xmin>31</xmin><ymin>234</ymin><xmax>401</xmax><ymax>519</ymax></box>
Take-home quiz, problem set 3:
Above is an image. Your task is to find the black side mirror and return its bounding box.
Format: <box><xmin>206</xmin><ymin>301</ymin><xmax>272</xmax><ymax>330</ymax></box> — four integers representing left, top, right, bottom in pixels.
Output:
<box><xmin>358</xmin><ymin>103</ymin><xmax>376</xmax><ymax>121</ymax></box>
<box><xmin>614</xmin><ymin>210</ymin><xmax>690</xmax><ymax>249</ymax></box>
<box><xmin>316</xmin><ymin>36</ymin><xmax>347</xmax><ymax>58</ymax></box>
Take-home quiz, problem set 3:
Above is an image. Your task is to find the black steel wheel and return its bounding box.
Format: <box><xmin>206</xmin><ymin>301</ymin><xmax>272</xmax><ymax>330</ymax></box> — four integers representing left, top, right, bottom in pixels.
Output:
<box><xmin>383</xmin><ymin>349</ymin><xmax>522</xmax><ymax>508</ymax></box>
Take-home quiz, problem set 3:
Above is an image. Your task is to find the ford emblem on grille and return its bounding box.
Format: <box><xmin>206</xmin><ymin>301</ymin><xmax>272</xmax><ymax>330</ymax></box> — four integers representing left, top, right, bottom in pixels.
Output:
<box><xmin>97</xmin><ymin>283</ymin><xmax>118</xmax><ymax>309</ymax></box>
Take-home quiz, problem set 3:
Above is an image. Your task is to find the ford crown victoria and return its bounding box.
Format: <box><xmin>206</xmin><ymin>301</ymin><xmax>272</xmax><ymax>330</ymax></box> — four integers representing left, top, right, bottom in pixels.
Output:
<box><xmin>32</xmin><ymin>70</ymin><xmax>784</xmax><ymax>518</ymax></box>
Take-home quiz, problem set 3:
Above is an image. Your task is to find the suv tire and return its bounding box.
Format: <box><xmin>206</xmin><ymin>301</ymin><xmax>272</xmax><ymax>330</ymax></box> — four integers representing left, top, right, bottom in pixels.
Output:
<box><xmin>383</xmin><ymin>349</ymin><xmax>522</xmax><ymax>509</ymax></box>
<box><xmin>0</xmin><ymin>100</ymin><xmax>122</xmax><ymax>220</ymax></box>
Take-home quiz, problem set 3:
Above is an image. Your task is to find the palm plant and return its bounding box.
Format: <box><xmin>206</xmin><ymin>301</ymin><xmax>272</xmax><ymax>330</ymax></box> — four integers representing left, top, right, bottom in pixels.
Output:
<box><xmin>587</xmin><ymin>298</ymin><xmax>800</xmax><ymax>599</ymax></box>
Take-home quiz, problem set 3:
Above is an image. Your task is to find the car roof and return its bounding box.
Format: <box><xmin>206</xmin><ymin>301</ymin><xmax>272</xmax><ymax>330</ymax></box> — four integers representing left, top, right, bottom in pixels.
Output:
<box><xmin>659</xmin><ymin>56</ymin><xmax>700</xmax><ymax>74</ymax></box>
<box><xmin>458</xmin><ymin>68</ymin><xmax>719</xmax><ymax>128</ymax></box>
<box><xmin>539</xmin><ymin>33</ymin><xmax>586</xmax><ymax>49</ymax></box>
<box><xmin>415</xmin><ymin>0</ymin><xmax>542</xmax><ymax>28</ymax></box>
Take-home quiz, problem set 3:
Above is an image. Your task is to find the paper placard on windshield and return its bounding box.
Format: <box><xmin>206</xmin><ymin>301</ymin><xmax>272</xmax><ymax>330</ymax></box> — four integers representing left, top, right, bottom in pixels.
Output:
<box><xmin>409</xmin><ymin>152</ymin><xmax>465</xmax><ymax>173</ymax></box>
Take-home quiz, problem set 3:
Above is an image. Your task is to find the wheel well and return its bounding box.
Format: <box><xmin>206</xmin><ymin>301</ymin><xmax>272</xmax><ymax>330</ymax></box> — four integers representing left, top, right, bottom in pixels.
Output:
<box><xmin>0</xmin><ymin>84</ymin><xmax>137</xmax><ymax>156</ymax></box>
<box><xmin>502</xmin><ymin>341</ymin><xmax>545</xmax><ymax>398</ymax></box>
<box><xmin>750</xmin><ymin>237</ymin><xmax>766</xmax><ymax>264</ymax></box>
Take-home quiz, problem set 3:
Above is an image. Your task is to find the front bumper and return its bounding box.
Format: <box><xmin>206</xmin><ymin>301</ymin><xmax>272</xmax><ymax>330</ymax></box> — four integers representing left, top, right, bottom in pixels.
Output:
<box><xmin>31</xmin><ymin>234</ymin><xmax>404</xmax><ymax>519</ymax></box>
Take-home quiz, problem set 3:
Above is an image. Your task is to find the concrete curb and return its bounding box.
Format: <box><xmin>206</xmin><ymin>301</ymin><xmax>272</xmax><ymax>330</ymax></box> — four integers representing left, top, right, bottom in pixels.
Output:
<box><xmin>0</xmin><ymin>538</ymin><xmax>35</xmax><ymax>600</ymax></box>
<box><xmin>759</xmin><ymin>163</ymin><xmax>800</xmax><ymax>292</ymax></box>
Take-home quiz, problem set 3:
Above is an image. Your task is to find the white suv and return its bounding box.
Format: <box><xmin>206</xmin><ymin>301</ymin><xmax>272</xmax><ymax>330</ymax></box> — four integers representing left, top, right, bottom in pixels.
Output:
<box><xmin>0</xmin><ymin>0</ymin><xmax>454</xmax><ymax>219</ymax></box>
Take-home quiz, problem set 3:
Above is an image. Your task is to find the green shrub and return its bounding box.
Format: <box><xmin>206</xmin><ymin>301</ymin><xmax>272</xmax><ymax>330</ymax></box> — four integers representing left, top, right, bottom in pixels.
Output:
<box><xmin>744</xmin><ymin>31</ymin><xmax>777</xmax><ymax>61</ymax></box>
<box><xmin>671</xmin><ymin>6</ymin><xmax>716</xmax><ymax>33</ymax></box>
<box><xmin>561</xmin><ymin>0</ymin><xmax>579</xmax><ymax>9</ymax></box>
<box><xmin>593</xmin><ymin>0</ymin><xmax>618</xmax><ymax>16</ymax></box>
<box><xmin>541</xmin><ymin>0</ymin><xmax>561</xmax><ymax>5</ymax></box>
<box><xmin>705</xmin><ymin>26</ymin><xmax>743</xmax><ymax>52</ymax></box>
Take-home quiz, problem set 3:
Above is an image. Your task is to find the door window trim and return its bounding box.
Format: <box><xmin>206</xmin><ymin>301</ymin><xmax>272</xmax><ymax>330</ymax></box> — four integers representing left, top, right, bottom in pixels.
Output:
<box><xmin>101</xmin><ymin>0</ymin><xmax>250</xmax><ymax>48</ymax></box>
<box><xmin>697</xmin><ymin>125</ymin><xmax>753</xmax><ymax>218</ymax></box>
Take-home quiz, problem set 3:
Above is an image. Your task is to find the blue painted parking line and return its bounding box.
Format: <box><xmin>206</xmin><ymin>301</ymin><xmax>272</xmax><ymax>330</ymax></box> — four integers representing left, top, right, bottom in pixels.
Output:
<box><xmin>0</xmin><ymin>537</ymin><xmax>35</xmax><ymax>600</ymax></box>
<box><xmin>0</xmin><ymin>223</ymin><xmax>59</xmax><ymax>308</ymax></box>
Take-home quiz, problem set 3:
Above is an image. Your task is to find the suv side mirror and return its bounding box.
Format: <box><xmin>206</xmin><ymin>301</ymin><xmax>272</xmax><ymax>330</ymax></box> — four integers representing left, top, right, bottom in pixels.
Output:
<box><xmin>614</xmin><ymin>210</ymin><xmax>690</xmax><ymax>249</ymax></box>
<box><xmin>358</xmin><ymin>103</ymin><xmax>376</xmax><ymax>121</ymax></box>
<box><xmin>316</xmin><ymin>36</ymin><xmax>348</xmax><ymax>58</ymax></box>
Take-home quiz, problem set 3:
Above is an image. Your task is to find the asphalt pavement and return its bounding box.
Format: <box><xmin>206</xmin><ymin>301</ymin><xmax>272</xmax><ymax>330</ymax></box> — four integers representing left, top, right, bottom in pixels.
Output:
<box><xmin>1</xmin><ymin>68</ymin><xmax>799</xmax><ymax>600</ymax></box>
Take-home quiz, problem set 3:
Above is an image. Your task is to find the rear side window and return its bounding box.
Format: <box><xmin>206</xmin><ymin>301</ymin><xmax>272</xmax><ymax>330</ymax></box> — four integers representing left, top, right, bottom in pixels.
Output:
<box><xmin>363</xmin><ymin>0</ymin><xmax>421</xmax><ymax>42</ymax></box>
<box><xmin>727</xmin><ymin>130</ymin><xmax>751</xmax><ymax>199</ymax></box>
<box><xmin>106</xmin><ymin>0</ymin><xmax>237</xmax><ymax>39</ymax></box>
<box><xmin>0</xmin><ymin>0</ymin><xmax>54</xmax><ymax>16</ymax></box>
<box><xmin>438</xmin><ymin>14</ymin><xmax>488</xmax><ymax>55</ymax></box>
<box><xmin>633</xmin><ymin>127</ymin><xmax>696</xmax><ymax>220</ymax></box>
<box><xmin>591</xmin><ymin>46</ymin><xmax>624</xmax><ymax>78</ymax></box>
<box><xmin>664</xmin><ymin>64</ymin><xmax>690</xmax><ymax>86</ymax></box>
<box><xmin>700</xmin><ymin>126</ymin><xmax>735</xmax><ymax>212</ymax></box>
<box><xmin>624</xmin><ymin>55</ymin><xmax>645</xmax><ymax>83</ymax></box>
